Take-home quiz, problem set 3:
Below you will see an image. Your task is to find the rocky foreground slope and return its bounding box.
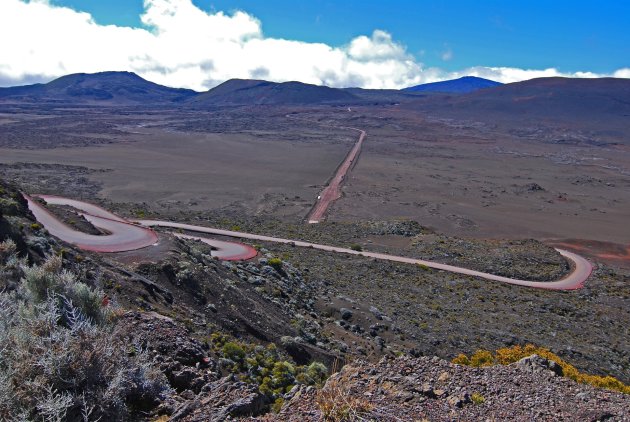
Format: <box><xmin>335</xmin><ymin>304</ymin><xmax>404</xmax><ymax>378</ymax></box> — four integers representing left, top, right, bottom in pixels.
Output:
<box><xmin>1</xmin><ymin>177</ymin><xmax>629</xmax><ymax>420</ymax></box>
<box><xmin>120</xmin><ymin>311</ymin><xmax>630</xmax><ymax>421</ymax></box>
<box><xmin>264</xmin><ymin>354</ymin><xmax>630</xmax><ymax>421</ymax></box>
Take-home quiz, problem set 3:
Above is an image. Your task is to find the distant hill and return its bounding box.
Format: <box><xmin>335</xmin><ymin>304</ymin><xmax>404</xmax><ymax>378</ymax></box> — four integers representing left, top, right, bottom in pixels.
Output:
<box><xmin>403</xmin><ymin>76</ymin><xmax>502</xmax><ymax>94</ymax></box>
<box><xmin>0</xmin><ymin>71</ymin><xmax>197</xmax><ymax>104</ymax></box>
<box><xmin>411</xmin><ymin>77</ymin><xmax>630</xmax><ymax>117</ymax></box>
<box><xmin>405</xmin><ymin>77</ymin><xmax>630</xmax><ymax>143</ymax></box>
<box><xmin>188</xmin><ymin>79</ymin><xmax>359</xmax><ymax>106</ymax></box>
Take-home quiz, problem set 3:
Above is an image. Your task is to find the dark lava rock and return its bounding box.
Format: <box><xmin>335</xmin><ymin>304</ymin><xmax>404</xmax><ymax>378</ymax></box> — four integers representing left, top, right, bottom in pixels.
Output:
<box><xmin>339</xmin><ymin>307</ymin><xmax>353</xmax><ymax>320</ymax></box>
<box><xmin>114</xmin><ymin>311</ymin><xmax>208</xmax><ymax>367</ymax></box>
<box><xmin>171</xmin><ymin>375</ymin><xmax>269</xmax><ymax>421</ymax></box>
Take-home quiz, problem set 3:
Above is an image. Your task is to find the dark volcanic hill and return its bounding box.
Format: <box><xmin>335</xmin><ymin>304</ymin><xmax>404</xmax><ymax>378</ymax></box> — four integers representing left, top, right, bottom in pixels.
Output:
<box><xmin>189</xmin><ymin>78</ymin><xmax>359</xmax><ymax>106</ymax></box>
<box><xmin>406</xmin><ymin>77</ymin><xmax>630</xmax><ymax>141</ymax></box>
<box><xmin>412</xmin><ymin>77</ymin><xmax>630</xmax><ymax>117</ymax></box>
<box><xmin>0</xmin><ymin>71</ymin><xmax>198</xmax><ymax>104</ymax></box>
<box><xmin>404</xmin><ymin>76</ymin><xmax>502</xmax><ymax>93</ymax></box>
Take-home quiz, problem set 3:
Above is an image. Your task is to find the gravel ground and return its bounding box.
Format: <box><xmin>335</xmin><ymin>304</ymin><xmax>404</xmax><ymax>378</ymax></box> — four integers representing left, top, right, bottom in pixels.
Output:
<box><xmin>261</xmin><ymin>355</ymin><xmax>630</xmax><ymax>421</ymax></box>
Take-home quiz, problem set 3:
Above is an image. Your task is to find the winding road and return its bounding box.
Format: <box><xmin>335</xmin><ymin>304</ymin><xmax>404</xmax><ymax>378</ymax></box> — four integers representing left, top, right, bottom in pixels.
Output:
<box><xmin>25</xmin><ymin>195</ymin><xmax>592</xmax><ymax>290</ymax></box>
<box><xmin>25</xmin><ymin>194</ymin><xmax>257</xmax><ymax>260</ymax></box>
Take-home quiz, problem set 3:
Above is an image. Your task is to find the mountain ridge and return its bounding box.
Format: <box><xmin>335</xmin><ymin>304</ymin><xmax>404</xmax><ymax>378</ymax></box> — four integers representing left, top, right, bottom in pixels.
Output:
<box><xmin>0</xmin><ymin>71</ymin><xmax>198</xmax><ymax>104</ymax></box>
<box><xmin>2</xmin><ymin>72</ymin><xmax>630</xmax><ymax>111</ymax></box>
<box><xmin>189</xmin><ymin>78</ymin><xmax>360</xmax><ymax>106</ymax></box>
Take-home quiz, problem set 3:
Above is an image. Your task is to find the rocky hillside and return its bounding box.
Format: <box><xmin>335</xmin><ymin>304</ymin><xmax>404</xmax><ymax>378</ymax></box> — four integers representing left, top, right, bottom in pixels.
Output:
<box><xmin>1</xmin><ymin>177</ymin><xmax>629</xmax><ymax>420</ymax></box>
<box><xmin>262</xmin><ymin>354</ymin><xmax>630</xmax><ymax>421</ymax></box>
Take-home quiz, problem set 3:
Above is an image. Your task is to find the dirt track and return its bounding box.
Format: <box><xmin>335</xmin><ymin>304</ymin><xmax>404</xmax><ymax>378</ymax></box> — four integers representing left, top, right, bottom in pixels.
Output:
<box><xmin>138</xmin><ymin>219</ymin><xmax>592</xmax><ymax>290</ymax></box>
<box><xmin>25</xmin><ymin>195</ymin><xmax>257</xmax><ymax>260</ymax></box>
<box><xmin>25</xmin><ymin>194</ymin><xmax>593</xmax><ymax>290</ymax></box>
<box><xmin>305</xmin><ymin>125</ymin><xmax>366</xmax><ymax>223</ymax></box>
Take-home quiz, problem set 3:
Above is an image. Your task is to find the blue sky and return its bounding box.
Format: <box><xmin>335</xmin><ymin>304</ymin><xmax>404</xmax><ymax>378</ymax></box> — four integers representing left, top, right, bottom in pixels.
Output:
<box><xmin>1</xmin><ymin>0</ymin><xmax>628</xmax><ymax>89</ymax></box>
<box><xmin>52</xmin><ymin>0</ymin><xmax>630</xmax><ymax>74</ymax></box>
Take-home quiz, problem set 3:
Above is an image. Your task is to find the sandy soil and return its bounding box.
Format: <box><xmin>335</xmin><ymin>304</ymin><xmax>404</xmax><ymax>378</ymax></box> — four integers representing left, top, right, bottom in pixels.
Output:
<box><xmin>0</xmin><ymin>126</ymin><xmax>351</xmax><ymax>218</ymax></box>
<box><xmin>1</xmin><ymin>105</ymin><xmax>628</xmax><ymax>247</ymax></box>
<box><xmin>326</xmin><ymin>108</ymin><xmax>630</xmax><ymax>244</ymax></box>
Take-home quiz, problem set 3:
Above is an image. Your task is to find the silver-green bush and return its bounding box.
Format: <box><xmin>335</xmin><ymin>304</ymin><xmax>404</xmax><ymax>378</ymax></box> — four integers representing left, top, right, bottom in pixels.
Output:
<box><xmin>0</xmin><ymin>241</ymin><xmax>170</xmax><ymax>421</ymax></box>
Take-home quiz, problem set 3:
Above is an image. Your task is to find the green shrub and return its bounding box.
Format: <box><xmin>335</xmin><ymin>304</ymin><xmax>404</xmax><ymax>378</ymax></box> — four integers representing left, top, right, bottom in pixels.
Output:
<box><xmin>222</xmin><ymin>341</ymin><xmax>246</xmax><ymax>363</ymax></box>
<box><xmin>134</xmin><ymin>209</ymin><xmax>146</xmax><ymax>218</ymax></box>
<box><xmin>268</xmin><ymin>258</ymin><xmax>283</xmax><ymax>270</ymax></box>
<box><xmin>0</xmin><ymin>198</ymin><xmax>19</xmax><ymax>216</ymax></box>
<box><xmin>272</xmin><ymin>397</ymin><xmax>285</xmax><ymax>413</ymax></box>
<box><xmin>209</xmin><ymin>334</ymin><xmax>328</xmax><ymax>402</ymax></box>
<box><xmin>297</xmin><ymin>362</ymin><xmax>328</xmax><ymax>386</ymax></box>
<box><xmin>471</xmin><ymin>392</ymin><xmax>485</xmax><ymax>404</ymax></box>
<box><xmin>349</xmin><ymin>244</ymin><xmax>362</xmax><ymax>252</ymax></box>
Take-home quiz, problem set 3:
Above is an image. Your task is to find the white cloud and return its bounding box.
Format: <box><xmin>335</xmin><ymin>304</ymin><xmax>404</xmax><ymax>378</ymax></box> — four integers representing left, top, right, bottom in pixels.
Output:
<box><xmin>614</xmin><ymin>68</ymin><xmax>630</xmax><ymax>78</ymax></box>
<box><xmin>0</xmin><ymin>0</ymin><xmax>627</xmax><ymax>90</ymax></box>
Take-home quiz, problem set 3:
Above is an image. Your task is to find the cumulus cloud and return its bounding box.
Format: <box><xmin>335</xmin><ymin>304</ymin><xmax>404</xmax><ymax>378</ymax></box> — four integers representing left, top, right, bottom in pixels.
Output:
<box><xmin>0</xmin><ymin>0</ymin><xmax>627</xmax><ymax>90</ymax></box>
<box><xmin>614</xmin><ymin>68</ymin><xmax>630</xmax><ymax>78</ymax></box>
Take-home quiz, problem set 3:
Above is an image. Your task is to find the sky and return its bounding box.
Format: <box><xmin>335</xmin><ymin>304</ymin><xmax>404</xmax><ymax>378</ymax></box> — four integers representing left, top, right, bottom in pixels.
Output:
<box><xmin>0</xmin><ymin>0</ymin><xmax>628</xmax><ymax>90</ymax></box>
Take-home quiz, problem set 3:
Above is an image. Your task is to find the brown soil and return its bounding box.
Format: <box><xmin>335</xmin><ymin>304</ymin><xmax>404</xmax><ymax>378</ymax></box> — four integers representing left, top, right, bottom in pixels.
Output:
<box><xmin>548</xmin><ymin>239</ymin><xmax>630</xmax><ymax>269</ymax></box>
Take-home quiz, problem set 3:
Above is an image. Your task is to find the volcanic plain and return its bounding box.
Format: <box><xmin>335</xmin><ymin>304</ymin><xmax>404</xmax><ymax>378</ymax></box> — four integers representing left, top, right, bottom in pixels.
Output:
<box><xmin>1</xmin><ymin>75</ymin><xmax>629</xmax><ymax>397</ymax></box>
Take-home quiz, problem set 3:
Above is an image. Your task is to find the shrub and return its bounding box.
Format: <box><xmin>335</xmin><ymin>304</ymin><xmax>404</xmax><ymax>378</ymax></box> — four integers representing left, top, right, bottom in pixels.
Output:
<box><xmin>209</xmin><ymin>334</ymin><xmax>327</xmax><ymax>400</ymax></box>
<box><xmin>453</xmin><ymin>344</ymin><xmax>630</xmax><ymax>394</ymax></box>
<box><xmin>349</xmin><ymin>244</ymin><xmax>362</xmax><ymax>252</ymax></box>
<box><xmin>0</xmin><ymin>198</ymin><xmax>19</xmax><ymax>216</ymax></box>
<box><xmin>471</xmin><ymin>392</ymin><xmax>485</xmax><ymax>404</ymax></box>
<box><xmin>469</xmin><ymin>349</ymin><xmax>495</xmax><ymax>367</ymax></box>
<box><xmin>0</xmin><ymin>239</ymin><xmax>18</xmax><ymax>264</ymax></box>
<box><xmin>297</xmin><ymin>362</ymin><xmax>328</xmax><ymax>386</ymax></box>
<box><xmin>268</xmin><ymin>257</ymin><xmax>283</xmax><ymax>270</ymax></box>
<box><xmin>0</xmin><ymin>247</ymin><xmax>170</xmax><ymax>419</ymax></box>
<box><xmin>316</xmin><ymin>373</ymin><xmax>374</xmax><ymax>421</ymax></box>
<box><xmin>222</xmin><ymin>341</ymin><xmax>246</xmax><ymax>363</ymax></box>
<box><xmin>452</xmin><ymin>353</ymin><xmax>471</xmax><ymax>366</ymax></box>
<box><xmin>21</xmin><ymin>255</ymin><xmax>106</xmax><ymax>324</ymax></box>
<box><xmin>0</xmin><ymin>293</ymin><xmax>169</xmax><ymax>420</ymax></box>
<box><xmin>134</xmin><ymin>209</ymin><xmax>146</xmax><ymax>218</ymax></box>
<box><xmin>271</xmin><ymin>397</ymin><xmax>285</xmax><ymax>413</ymax></box>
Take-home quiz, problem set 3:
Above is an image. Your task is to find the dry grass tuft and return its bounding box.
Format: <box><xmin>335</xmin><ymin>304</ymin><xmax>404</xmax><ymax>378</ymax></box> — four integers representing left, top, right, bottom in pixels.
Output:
<box><xmin>316</xmin><ymin>372</ymin><xmax>374</xmax><ymax>422</ymax></box>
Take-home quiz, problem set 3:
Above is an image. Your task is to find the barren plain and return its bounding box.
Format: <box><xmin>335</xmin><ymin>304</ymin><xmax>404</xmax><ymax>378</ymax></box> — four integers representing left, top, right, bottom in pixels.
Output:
<box><xmin>2</xmin><ymin>102</ymin><xmax>629</xmax><ymax>264</ymax></box>
<box><xmin>1</xmin><ymin>100</ymin><xmax>629</xmax><ymax>387</ymax></box>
